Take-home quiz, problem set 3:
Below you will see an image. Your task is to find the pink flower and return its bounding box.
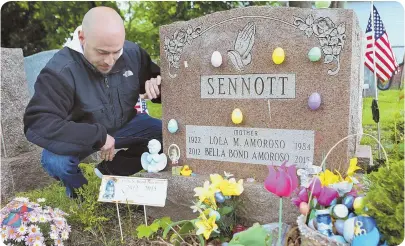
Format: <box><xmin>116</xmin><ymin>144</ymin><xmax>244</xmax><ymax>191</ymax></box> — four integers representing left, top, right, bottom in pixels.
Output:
<box><xmin>292</xmin><ymin>187</ymin><xmax>309</xmax><ymax>207</ymax></box>
<box><xmin>264</xmin><ymin>162</ymin><xmax>298</xmax><ymax>197</ymax></box>
<box><xmin>317</xmin><ymin>186</ymin><xmax>339</xmax><ymax>206</ymax></box>
<box><xmin>308</xmin><ymin>177</ymin><xmax>322</xmax><ymax>197</ymax></box>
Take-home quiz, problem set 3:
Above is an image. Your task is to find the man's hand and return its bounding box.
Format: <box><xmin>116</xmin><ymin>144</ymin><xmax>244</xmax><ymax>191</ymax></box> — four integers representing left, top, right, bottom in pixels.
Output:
<box><xmin>141</xmin><ymin>75</ymin><xmax>161</xmax><ymax>100</ymax></box>
<box><xmin>100</xmin><ymin>134</ymin><xmax>115</xmax><ymax>161</ymax></box>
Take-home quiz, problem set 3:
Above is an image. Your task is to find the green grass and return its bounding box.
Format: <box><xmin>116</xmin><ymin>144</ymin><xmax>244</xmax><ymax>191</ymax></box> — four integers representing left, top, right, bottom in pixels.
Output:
<box><xmin>362</xmin><ymin>90</ymin><xmax>404</xmax><ymax>126</ymax></box>
<box><xmin>146</xmin><ymin>101</ymin><xmax>162</xmax><ymax>119</ymax></box>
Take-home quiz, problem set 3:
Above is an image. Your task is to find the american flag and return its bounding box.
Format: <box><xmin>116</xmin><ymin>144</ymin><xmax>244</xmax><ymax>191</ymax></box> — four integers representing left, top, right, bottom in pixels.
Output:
<box><xmin>134</xmin><ymin>98</ymin><xmax>149</xmax><ymax>114</ymax></box>
<box><xmin>365</xmin><ymin>5</ymin><xmax>398</xmax><ymax>82</ymax></box>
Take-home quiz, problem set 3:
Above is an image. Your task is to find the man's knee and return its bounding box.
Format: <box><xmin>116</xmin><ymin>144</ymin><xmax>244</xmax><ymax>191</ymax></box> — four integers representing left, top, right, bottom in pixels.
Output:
<box><xmin>41</xmin><ymin>149</ymin><xmax>80</xmax><ymax>178</ymax></box>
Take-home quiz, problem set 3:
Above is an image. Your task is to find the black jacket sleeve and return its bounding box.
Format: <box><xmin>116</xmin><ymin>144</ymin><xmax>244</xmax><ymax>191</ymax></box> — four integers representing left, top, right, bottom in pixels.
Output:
<box><xmin>138</xmin><ymin>47</ymin><xmax>161</xmax><ymax>103</ymax></box>
<box><xmin>23</xmin><ymin>67</ymin><xmax>107</xmax><ymax>156</ymax></box>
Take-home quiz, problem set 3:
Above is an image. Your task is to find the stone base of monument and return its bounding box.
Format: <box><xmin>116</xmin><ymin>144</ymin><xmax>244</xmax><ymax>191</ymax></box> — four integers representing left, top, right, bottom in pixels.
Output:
<box><xmin>139</xmin><ymin>171</ymin><xmax>299</xmax><ymax>226</ymax></box>
<box><xmin>355</xmin><ymin>145</ymin><xmax>373</xmax><ymax>169</ymax></box>
<box><xmin>1</xmin><ymin>150</ymin><xmax>54</xmax><ymax>205</ymax></box>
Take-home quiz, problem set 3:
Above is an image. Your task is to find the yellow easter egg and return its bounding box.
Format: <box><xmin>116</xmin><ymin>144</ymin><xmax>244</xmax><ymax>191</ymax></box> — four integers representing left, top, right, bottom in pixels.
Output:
<box><xmin>272</xmin><ymin>47</ymin><xmax>285</xmax><ymax>64</ymax></box>
<box><xmin>232</xmin><ymin>108</ymin><xmax>243</xmax><ymax>124</ymax></box>
<box><xmin>353</xmin><ymin>196</ymin><xmax>365</xmax><ymax>210</ymax></box>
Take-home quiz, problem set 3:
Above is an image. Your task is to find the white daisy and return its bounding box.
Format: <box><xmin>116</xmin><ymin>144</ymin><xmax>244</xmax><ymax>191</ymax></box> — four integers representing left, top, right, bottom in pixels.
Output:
<box><xmin>50</xmin><ymin>224</ymin><xmax>57</xmax><ymax>232</ymax></box>
<box><xmin>17</xmin><ymin>224</ymin><xmax>27</xmax><ymax>235</ymax></box>
<box><xmin>38</xmin><ymin>214</ymin><xmax>47</xmax><ymax>223</ymax></box>
<box><xmin>50</xmin><ymin>231</ymin><xmax>59</xmax><ymax>240</ymax></box>
<box><xmin>14</xmin><ymin>197</ymin><xmax>29</xmax><ymax>203</ymax></box>
<box><xmin>15</xmin><ymin>233</ymin><xmax>24</xmax><ymax>242</ymax></box>
<box><xmin>33</xmin><ymin>240</ymin><xmax>45</xmax><ymax>246</ymax></box>
<box><xmin>54</xmin><ymin>238</ymin><xmax>64</xmax><ymax>246</ymax></box>
<box><xmin>61</xmin><ymin>230</ymin><xmax>69</xmax><ymax>240</ymax></box>
<box><xmin>28</xmin><ymin>225</ymin><xmax>41</xmax><ymax>234</ymax></box>
<box><xmin>28</xmin><ymin>213</ymin><xmax>39</xmax><ymax>223</ymax></box>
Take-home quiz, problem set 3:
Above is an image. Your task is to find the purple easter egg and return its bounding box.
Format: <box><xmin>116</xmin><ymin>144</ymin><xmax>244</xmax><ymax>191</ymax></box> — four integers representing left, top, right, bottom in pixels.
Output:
<box><xmin>334</xmin><ymin>219</ymin><xmax>345</xmax><ymax>235</ymax></box>
<box><xmin>308</xmin><ymin>92</ymin><xmax>321</xmax><ymax>110</ymax></box>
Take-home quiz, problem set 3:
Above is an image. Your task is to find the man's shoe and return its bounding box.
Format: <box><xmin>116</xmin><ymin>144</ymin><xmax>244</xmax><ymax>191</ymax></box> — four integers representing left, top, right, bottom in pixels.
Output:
<box><xmin>94</xmin><ymin>150</ymin><xmax>144</xmax><ymax>178</ymax></box>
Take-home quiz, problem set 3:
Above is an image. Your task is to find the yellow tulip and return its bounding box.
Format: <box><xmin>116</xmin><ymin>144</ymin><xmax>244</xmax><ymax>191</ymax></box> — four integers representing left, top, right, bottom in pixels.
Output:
<box><xmin>210</xmin><ymin>174</ymin><xmax>224</xmax><ymax>191</ymax></box>
<box><xmin>195</xmin><ymin>214</ymin><xmax>218</xmax><ymax>240</ymax></box>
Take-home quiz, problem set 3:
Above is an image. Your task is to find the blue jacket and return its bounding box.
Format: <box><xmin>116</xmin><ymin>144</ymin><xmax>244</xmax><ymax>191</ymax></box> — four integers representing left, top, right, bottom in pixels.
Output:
<box><xmin>23</xmin><ymin>41</ymin><xmax>160</xmax><ymax>156</ymax></box>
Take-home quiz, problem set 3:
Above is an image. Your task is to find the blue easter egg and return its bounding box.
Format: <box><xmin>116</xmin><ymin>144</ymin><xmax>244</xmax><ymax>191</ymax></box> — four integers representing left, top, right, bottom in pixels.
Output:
<box><xmin>215</xmin><ymin>192</ymin><xmax>225</xmax><ymax>203</ymax></box>
<box><xmin>343</xmin><ymin>195</ymin><xmax>355</xmax><ymax>210</ymax></box>
<box><xmin>225</xmin><ymin>196</ymin><xmax>231</xmax><ymax>200</ymax></box>
<box><xmin>334</xmin><ymin>219</ymin><xmax>345</xmax><ymax>235</ymax></box>
<box><xmin>209</xmin><ymin>210</ymin><xmax>221</xmax><ymax>221</ymax></box>
<box><xmin>343</xmin><ymin>217</ymin><xmax>356</xmax><ymax>243</ymax></box>
<box><xmin>330</xmin><ymin>235</ymin><xmax>347</xmax><ymax>244</ymax></box>
<box><xmin>330</xmin><ymin>198</ymin><xmax>337</xmax><ymax>206</ymax></box>
<box><xmin>348</xmin><ymin>212</ymin><xmax>356</xmax><ymax>218</ymax></box>
<box><xmin>352</xmin><ymin>227</ymin><xmax>380</xmax><ymax>246</ymax></box>
<box><xmin>167</xmin><ymin>119</ymin><xmax>178</xmax><ymax>133</ymax></box>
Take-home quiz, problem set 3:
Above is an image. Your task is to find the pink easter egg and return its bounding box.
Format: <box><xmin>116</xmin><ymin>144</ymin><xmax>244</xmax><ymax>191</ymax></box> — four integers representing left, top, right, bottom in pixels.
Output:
<box><xmin>299</xmin><ymin>202</ymin><xmax>310</xmax><ymax>215</ymax></box>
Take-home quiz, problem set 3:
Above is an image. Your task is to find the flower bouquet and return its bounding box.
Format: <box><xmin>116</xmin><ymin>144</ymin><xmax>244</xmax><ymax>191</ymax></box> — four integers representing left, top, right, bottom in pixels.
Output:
<box><xmin>293</xmin><ymin>158</ymin><xmax>381</xmax><ymax>246</ymax></box>
<box><xmin>1</xmin><ymin>197</ymin><xmax>70</xmax><ymax>246</ymax></box>
<box><xmin>163</xmin><ymin>172</ymin><xmax>245</xmax><ymax>244</ymax></box>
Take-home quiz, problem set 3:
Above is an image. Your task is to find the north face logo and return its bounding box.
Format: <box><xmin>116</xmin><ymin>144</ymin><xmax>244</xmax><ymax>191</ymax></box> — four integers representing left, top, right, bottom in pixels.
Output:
<box><xmin>123</xmin><ymin>70</ymin><xmax>133</xmax><ymax>77</ymax></box>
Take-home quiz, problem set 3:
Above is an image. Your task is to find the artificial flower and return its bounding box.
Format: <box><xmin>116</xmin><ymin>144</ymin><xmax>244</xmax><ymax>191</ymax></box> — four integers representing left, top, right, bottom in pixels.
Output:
<box><xmin>219</xmin><ymin>178</ymin><xmax>244</xmax><ymax>196</ymax></box>
<box><xmin>17</xmin><ymin>224</ymin><xmax>27</xmax><ymax>235</ymax></box>
<box><xmin>224</xmin><ymin>171</ymin><xmax>234</xmax><ymax>179</ymax></box>
<box><xmin>318</xmin><ymin>169</ymin><xmax>341</xmax><ymax>186</ymax></box>
<box><xmin>328</xmin><ymin>181</ymin><xmax>353</xmax><ymax>197</ymax></box>
<box><xmin>190</xmin><ymin>201</ymin><xmax>206</xmax><ymax>213</ymax></box>
<box><xmin>308</xmin><ymin>177</ymin><xmax>322</xmax><ymax>197</ymax></box>
<box><xmin>317</xmin><ymin>186</ymin><xmax>339</xmax><ymax>206</ymax></box>
<box><xmin>194</xmin><ymin>181</ymin><xmax>217</xmax><ymax>209</ymax></box>
<box><xmin>210</xmin><ymin>174</ymin><xmax>224</xmax><ymax>191</ymax></box>
<box><xmin>195</xmin><ymin>214</ymin><xmax>219</xmax><ymax>240</ymax></box>
<box><xmin>292</xmin><ymin>187</ymin><xmax>309</xmax><ymax>207</ymax></box>
<box><xmin>264</xmin><ymin>162</ymin><xmax>298</xmax><ymax>197</ymax></box>
<box><xmin>347</xmin><ymin>158</ymin><xmax>361</xmax><ymax>177</ymax></box>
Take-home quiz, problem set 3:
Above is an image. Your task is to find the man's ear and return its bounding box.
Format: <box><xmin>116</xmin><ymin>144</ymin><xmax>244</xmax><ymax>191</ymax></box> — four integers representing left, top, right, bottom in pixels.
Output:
<box><xmin>78</xmin><ymin>30</ymin><xmax>85</xmax><ymax>46</ymax></box>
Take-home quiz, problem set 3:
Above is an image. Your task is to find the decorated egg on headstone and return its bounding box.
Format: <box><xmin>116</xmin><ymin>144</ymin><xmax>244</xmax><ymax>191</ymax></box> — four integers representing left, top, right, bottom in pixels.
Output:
<box><xmin>308</xmin><ymin>92</ymin><xmax>321</xmax><ymax>110</ymax></box>
<box><xmin>343</xmin><ymin>217</ymin><xmax>356</xmax><ymax>243</ymax></box>
<box><xmin>334</xmin><ymin>219</ymin><xmax>345</xmax><ymax>235</ymax></box>
<box><xmin>343</xmin><ymin>195</ymin><xmax>355</xmax><ymax>210</ymax></box>
<box><xmin>332</xmin><ymin>204</ymin><xmax>349</xmax><ymax>219</ymax></box>
<box><xmin>167</xmin><ymin>119</ymin><xmax>179</xmax><ymax>133</ymax></box>
<box><xmin>308</xmin><ymin>47</ymin><xmax>322</xmax><ymax>62</ymax></box>
<box><xmin>272</xmin><ymin>47</ymin><xmax>285</xmax><ymax>64</ymax></box>
<box><xmin>231</xmin><ymin>108</ymin><xmax>243</xmax><ymax>124</ymax></box>
<box><xmin>211</xmin><ymin>51</ymin><xmax>223</xmax><ymax>67</ymax></box>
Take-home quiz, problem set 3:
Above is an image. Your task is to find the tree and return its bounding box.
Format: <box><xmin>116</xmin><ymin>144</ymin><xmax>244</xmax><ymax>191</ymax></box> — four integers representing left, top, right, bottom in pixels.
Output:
<box><xmin>1</xmin><ymin>1</ymin><xmax>120</xmax><ymax>56</ymax></box>
<box><xmin>123</xmin><ymin>1</ymin><xmax>280</xmax><ymax>62</ymax></box>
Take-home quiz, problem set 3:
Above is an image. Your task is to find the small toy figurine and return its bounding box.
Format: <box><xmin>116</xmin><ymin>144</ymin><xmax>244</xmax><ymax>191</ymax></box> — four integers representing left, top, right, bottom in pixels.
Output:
<box><xmin>141</xmin><ymin>139</ymin><xmax>167</xmax><ymax>173</ymax></box>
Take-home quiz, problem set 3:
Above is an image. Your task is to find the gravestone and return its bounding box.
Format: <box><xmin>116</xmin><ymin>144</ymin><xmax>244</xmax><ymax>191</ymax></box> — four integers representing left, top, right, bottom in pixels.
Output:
<box><xmin>160</xmin><ymin>6</ymin><xmax>364</xmax><ymax>181</ymax></box>
<box><xmin>24</xmin><ymin>49</ymin><xmax>59</xmax><ymax>98</ymax></box>
<box><xmin>1</xmin><ymin>48</ymin><xmax>53</xmax><ymax>203</ymax></box>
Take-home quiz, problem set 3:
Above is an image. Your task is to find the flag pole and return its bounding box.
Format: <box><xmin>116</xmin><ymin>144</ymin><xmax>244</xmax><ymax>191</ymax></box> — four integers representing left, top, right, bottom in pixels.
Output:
<box><xmin>371</xmin><ymin>0</ymin><xmax>382</xmax><ymax>159</ymax></box>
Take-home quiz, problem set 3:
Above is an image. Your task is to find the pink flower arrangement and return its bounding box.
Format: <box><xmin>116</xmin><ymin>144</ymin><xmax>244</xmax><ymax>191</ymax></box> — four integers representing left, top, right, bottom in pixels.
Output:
<box><xmin>264</xmin><ymin>161</ymin><xmax>299</xmax><ymax>197</ymax></box>
<box><xmin>1</xmin><ymin>197</ymin><xmax>70</xmax><ymax>246</ymax></box>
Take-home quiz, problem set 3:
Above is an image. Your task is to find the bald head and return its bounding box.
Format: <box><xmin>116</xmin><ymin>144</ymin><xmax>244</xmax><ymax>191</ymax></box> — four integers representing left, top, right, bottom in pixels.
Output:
<box><xmin>79</xmin><ymin>7</ymin><xmax>125</xmax><ymax>74</ymax></box>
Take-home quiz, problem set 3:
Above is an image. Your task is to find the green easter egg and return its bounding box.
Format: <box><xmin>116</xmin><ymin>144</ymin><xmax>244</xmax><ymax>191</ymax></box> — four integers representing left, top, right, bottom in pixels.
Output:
<box><xmin>308</xmin><ymin>47</ymin><xmax>322</xmax><ymax>62</ymax></box>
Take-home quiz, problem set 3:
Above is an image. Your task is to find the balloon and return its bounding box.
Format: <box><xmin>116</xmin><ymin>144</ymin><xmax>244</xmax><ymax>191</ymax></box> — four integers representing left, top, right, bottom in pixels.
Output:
<box><xmin>167</xmin><ymin>119</ymin><xmax>179</xmax><ymax>133</ymax></box>
<box><xmin>308</xmin><ymin>47</ymin><xmax>322</xmax><ymax>62</ymax></box>
<box><xmin>232</xmin><ymin>108</ymin><xmax>243</xmax><ymax>124</ymax></box>
<box><xmin>308</xmin><ymin>92</ymin><xmax>321</xmax><ymax>110</ymax></box>
<box><xmin>343</xmin><ymin>195</ymin><xmax>355</xmax><ymax>210</ymax></box>
<box><xmin>272</xmin><ymin>47</ymin><xmax>285</xmax><ymax>64</ymax></box>
<box><xmin>211</xmin><ymin>51</ymin><xmax>222</xmax><ymax>67</ymax></box>
<box><xmin>299</xmin><ymin>202</ymin><xmax>310</xmax><ymax>215</ymax></box>
<box><xmin>334</xmin><ymin>219</ymin><xmax>345</xmax><ymax>235</ymax></box>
